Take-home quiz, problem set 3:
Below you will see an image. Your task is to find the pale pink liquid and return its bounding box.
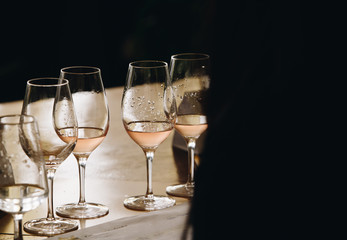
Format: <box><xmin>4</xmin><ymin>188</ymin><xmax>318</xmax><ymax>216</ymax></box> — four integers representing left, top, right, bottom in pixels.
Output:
<box><xmin>74</xmin><ymin>127</ymin><xmax>106</xmax><ymax>153</ymax></box>
<box><xmin>125</xmin><ymin>121</ymin><xmax>173</xmax><ymax>149</ymax></box>
<box><xmin>175</xmin><ymin>115</ymin><xmax>208</xmax><ymax>139</ymax></box>
<box><xmin>175</xmin><ymin>124</ymin><xmax>208</xmax><ymax>139</ymax></box>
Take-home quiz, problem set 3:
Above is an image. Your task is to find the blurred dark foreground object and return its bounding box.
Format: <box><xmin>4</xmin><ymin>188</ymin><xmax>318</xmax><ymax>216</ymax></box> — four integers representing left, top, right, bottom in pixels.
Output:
<box><xmin>187</xmin><ymin>1</ymin><xmax>307</xmax><ymax>239</ymax></box>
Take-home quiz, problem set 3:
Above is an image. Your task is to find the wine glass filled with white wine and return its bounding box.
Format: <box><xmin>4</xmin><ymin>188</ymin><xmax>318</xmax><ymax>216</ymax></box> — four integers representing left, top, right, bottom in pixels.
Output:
<box><xmin>0</xmin><ymin>114</ymin><xmax>48</xmax><ymax>240</ymax></box>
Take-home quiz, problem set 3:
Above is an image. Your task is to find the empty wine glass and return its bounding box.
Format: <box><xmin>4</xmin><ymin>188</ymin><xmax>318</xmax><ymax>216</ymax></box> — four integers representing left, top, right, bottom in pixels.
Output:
<box><xmin>0</xmin><ymin>115</ymin><xmax>48</xmax><ymax>240</ymax></box>
<box><xmin>21</xmin><ymin>78</ymin><xmax>79</xmax><ymax>236</ymax></box>
<box><xmin>56</xmin><ymin>66</ymin><xmax>109</xmax><ymax>219</ymax></box>
<box><xmin>121</xmin><ymin>60</ymin><xmax>176</xmax><ymax>211</ymax></box>
<box><xmin>166</xmin><ymin>53</ymin><xmax>210</xmax><ymax>198</ymax></box>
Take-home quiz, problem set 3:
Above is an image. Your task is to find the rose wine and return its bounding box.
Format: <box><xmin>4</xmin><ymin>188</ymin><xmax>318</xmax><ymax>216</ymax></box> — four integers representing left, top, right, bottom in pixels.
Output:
<box><xmin>73</xmin><ymin>127</ymin><xmax>106</xmax><ymax>154</ymax></box>
<box><xmin>125</xmin><ymin>121</ymin><xmax>173</xmax><ymax>149</ymax></box>
<box><xmin>0</xmin><ymin>184</ymin><xmax>47</xmax><ymax>214</ymax></box>
<box><xmin>175</xmin><ymin>115</ymin><xmax>208</xmax><ymax>139</ymax></box>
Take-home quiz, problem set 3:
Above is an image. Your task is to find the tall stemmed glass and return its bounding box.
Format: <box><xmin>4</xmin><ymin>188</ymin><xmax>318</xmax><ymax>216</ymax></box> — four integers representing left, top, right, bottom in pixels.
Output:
<box><xmin>121</xmin><ymin>61</ymin><xmax>176</xmax><ymax>211</ymax></box>
<box><xmin>0</xmin><ymin>115</ymin><xmax>48</xmax><ymax>240</ymax></box>
<box><xmin>166</xmin><ymin>53</ymin><xmax>210</xmax><ymax>198</ymax></box>
<box><xmin>56</xmin><ymin>66</ymin><xmax>109</xmax><ymax>219</ymax></box>
<box><xmin>21</xmin><ymin>78</ymin><xmax>79</xmax><ymax>236</ymax></box>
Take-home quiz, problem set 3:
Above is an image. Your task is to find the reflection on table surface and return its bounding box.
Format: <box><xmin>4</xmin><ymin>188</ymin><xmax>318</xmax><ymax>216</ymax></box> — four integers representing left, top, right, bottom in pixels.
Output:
<box><xmin>0</xmin><ymin>87</ymin><xmax>192</xmax><ymax>239</ymax></box>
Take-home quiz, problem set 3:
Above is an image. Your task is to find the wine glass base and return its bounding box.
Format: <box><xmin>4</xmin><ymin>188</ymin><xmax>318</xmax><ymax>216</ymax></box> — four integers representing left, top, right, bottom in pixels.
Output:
<box><xmin>56</xmin><ymin>202</ymin><xmax>109</xmax><ymax>219</ymax></box>
<box><xmin>124</xmin><ymin>195</ymin><xmax>176</xmax><ymax>211</ymax></box>
<box><xmin>23</xmin><ymin>217</ymin><xmax>78</xmax><ymax>236</ymax></box>
<box><xmin>166</xmin><ymin>184</ymin><xmax>194</xmax><ymax>198</ymax></box>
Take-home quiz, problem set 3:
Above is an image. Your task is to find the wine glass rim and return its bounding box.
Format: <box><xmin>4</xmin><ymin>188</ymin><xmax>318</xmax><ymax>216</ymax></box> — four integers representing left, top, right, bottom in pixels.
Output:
<box><xmin>61</xmin><ymin>66</ymin><xmax>101</xmax><ymax>75</ymax></box>
<box><xmin>0</xmin><ymin>114</ymin><xmax>36</xmax><ymax>125</ymax></box>
<box><xmin>171</xmin><ymin>53</ymin><xmax>210</xmax><ymax>60</ymax></box>
<box><xmin>27</xmin><ymin>77</ymin><xmax>69</xmax><ymax>87</ymax></box>
<box><xmin>129</xmin><ymin>60</ymin><xmax>168</xmax><ymax>69</ymax></box>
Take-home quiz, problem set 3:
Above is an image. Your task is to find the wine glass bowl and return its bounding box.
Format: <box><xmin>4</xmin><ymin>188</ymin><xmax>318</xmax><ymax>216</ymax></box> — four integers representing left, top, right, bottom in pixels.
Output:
<box><xmin>55</xmin><ymin>66</ymin><xmax>109</xmax><ymax>219</ymax></box>
<box><xmin>121</xmin><ymin>61</ymin><xmax>176</xmax><ymax>211</ymax></box>
<box><xmin>166</xmin><ymin>53</ymin><xmax>210</xmax><ymax>198</ymax></box>
<box><xmin>0</xmin><ymin>114</ymin><xmax>48</xmax><ymax>240</ymax></box>
<box><xmin>21</xmin><ymin>78</ymin><xmax>79</xmax><ymax>236</ymax></box>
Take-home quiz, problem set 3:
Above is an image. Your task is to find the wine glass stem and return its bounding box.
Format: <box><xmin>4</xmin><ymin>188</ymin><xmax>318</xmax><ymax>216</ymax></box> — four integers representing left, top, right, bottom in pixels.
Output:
<box><xmin>46</xmin><ymin>169</ymin><xmax>56</xmax><ymax>220</ymax></box>
<box><xmin>144</xmin><ymin>150</ymin><xmax>155</xmax><ymax>199</ymax></box>
<box><xmin>12</xmin><ymin>213</ymin><xmax>23</xmax><ymax>240</ymax></box>
<box><xmin>76</xmin><ymin>156</ymin><xmax>88</xmax><ymax>205</ymax></box>
<box><xmin>186</xmin><ymin>138</ymin><xmax>196</xmax><ymax>188</ymax></box>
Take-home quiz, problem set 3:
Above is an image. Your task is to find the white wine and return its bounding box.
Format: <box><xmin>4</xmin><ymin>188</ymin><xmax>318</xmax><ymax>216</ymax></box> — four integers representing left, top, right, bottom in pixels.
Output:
<box><xmin>125</xmin><ymin>121</ymin><xmax>173</xmax><ymax>149</ymax></box>
<box><xmin>175</xmin><ymin>115</ymin><xmax>208</xmax><ymax>139</ymax></box>
<box><xmin>0</xmin><ymin>184</ymin><xmax>47</xmax><ymax>214</ymax></box>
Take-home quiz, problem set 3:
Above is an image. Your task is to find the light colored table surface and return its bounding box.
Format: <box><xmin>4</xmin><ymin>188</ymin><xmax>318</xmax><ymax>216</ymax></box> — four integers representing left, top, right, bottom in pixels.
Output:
<box><xmin>0</xmin><ymin>87</ymin><xmax>190</xmax><ymax>239</ymax></box>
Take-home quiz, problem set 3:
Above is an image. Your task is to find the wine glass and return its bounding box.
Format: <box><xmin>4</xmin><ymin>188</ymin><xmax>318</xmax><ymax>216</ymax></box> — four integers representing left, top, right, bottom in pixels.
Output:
<box><xmin>166</xmin><ymin>53</ymin><xmax>210</xmax><ymax>198</ymax></box>
<box><xmin>56</xmin><ymin>66</ymin><xmax>109</xmax><ymax>219</ymax></box>
<box><xmin>21</xmin><ymin>78</ymin><xmax>79</xmax><ymax>236</ymax></box>
<box><xmin>0</xmin><ymin>115</ymin><xmax>48</xmax><ymax>240</ymax></box>
<box><xmin>121</xmin><ymin>60</ymin><xmax>176</xmax><ymax>211</ymax></box>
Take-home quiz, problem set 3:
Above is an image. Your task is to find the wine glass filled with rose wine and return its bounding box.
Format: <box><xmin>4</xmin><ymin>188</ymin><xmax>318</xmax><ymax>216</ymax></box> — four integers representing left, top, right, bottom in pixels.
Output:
<box><xmin>121</xmin><ymin>60</ymin><xmax>177</xmax><ymax>211</ymax></box>
<box><xmin>56</xmin><ymin>66</ymin><xmax>109</xmax><ymax>219</ymax></box>
<box><xmin>166</xmin><ymin>53</ymin><xmax>210</xmax><ymax>198</ymax></box>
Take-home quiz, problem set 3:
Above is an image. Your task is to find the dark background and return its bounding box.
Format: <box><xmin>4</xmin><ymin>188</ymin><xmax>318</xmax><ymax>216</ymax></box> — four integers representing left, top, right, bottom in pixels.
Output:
<box><xmin>0</xmin><ymin>0</ymin><xmax>214</xmax><ymax>102</ymax></box>
<box><xmin>1</xmin><ymin>1</ymin><xmax>310</xmax><ymax>238</ymax></box>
